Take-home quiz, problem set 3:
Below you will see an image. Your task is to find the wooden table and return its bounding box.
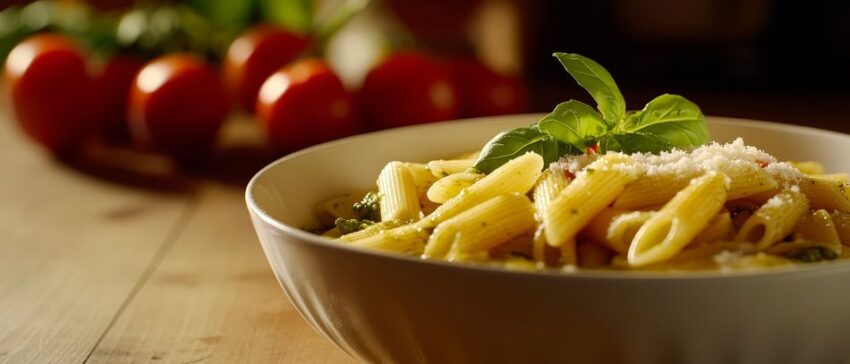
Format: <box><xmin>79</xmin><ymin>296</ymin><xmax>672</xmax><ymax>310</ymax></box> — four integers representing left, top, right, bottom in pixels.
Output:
<box><xmin>0</xmin><ymin>103</ymin><xmax>354</xmax><ymax>362</ymax></box>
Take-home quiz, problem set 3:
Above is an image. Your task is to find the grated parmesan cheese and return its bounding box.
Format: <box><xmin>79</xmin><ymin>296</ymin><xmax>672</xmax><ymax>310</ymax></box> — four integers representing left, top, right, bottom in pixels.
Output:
<box><xmin>551</xmin><ymin>138</ymin><xmax>803</xmax><ymax>188</ymax></box>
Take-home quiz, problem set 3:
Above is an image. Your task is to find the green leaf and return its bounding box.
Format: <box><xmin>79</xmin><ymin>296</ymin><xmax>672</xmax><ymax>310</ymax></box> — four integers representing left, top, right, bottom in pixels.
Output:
<box><xmin>620</xmin><ymin>94</ymin><xmax>709</xmax><ymax>150</ymax></box>
<box><xmin>538</xmin><ymin>100</ymin><xmax>608</xmax><ymax>150</ymax></box>
<box><xmin>596</xmin><ymin>134</ymin><xmax>621</xmax><ymax>153</ymax></box>
<box><xmin>259</xmin><ymin>0</ymin><xmax>312</xmax><ymax>33</ymax></box>
<box><xmin>474</xmin><ymin>126</ymin><xmax>576</xmax><ymax>174</ymax></box>
<box><xmin>612</xmin><ymin>132</ymin><xmax>672</xmax><ymax>154</ymax></box>
<box><xmin>553</xmin><ymin>52</ymin><xmax>626</xmax><ymax>126</ymax></box>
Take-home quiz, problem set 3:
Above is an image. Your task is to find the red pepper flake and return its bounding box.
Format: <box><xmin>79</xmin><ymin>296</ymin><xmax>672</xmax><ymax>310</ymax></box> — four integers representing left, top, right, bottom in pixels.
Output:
<box><xmin>563</xmin><ymin>170</ymin><xmax>576</xmax><ymax>180</ymax></box>
<box><xmin>756</xmin><ymin>160</ymin><xmax>769</xmax><ymax>168</ymax></box>
<box><xmin>586</xmin><ymin>143</ymin><xmax>599</xmax><ymax>155</ymax></box>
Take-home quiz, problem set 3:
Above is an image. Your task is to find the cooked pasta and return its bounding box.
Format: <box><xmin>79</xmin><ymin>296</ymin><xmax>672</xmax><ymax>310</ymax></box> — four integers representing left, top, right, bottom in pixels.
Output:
<box><xmin>797</xmin><ymin>174</ymin><xmax>850</xmax><ymax>212</ymax></box>
<box><xmin>377</xmin><ymin>161</ymin><xmax>422</xmax><ymax>221</ymax></box>
<box><xmin>628</xmin><ymin>172</ymin><xmax>729</xmax><ymax>267</ymax></box>
<box><xmin>423</xmin><ymin>193</ymin><xmax>535</xmax><ymax>261</ymax></box>
<box><xmin>735</xmin><ymin>188</ymin><xmax>809</xmax><ymax>250</ymax></box>
<box><xmin>315</xmin><ymin>138</ymin><xmax>850</xmax><ymax>272</ymax></box>
<box><xmin>543</xmin><ymin>154</ymin><xmax>638</xmax><ymax>251</ymax></box>
<box><xmin>427</xmin><ymin>159</ymin><xmax>475</xmax><ymax>177</ymax></box>
<box><xmin>426</xmin><ymin>172</ymin><xmax>483</xmax><ymax>204</ymax></box>
<box><xmin>531</xmin><ymin>169</ymin><xmax>571</xmax><ymax>263</ymax></box>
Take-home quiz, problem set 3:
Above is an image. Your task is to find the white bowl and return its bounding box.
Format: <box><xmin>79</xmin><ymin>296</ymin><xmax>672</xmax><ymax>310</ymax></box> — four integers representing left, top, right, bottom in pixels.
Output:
<box><xmin>246</xmin><ymin>115</ymin><xmax>850</xmax><ymax>364</ymax></box>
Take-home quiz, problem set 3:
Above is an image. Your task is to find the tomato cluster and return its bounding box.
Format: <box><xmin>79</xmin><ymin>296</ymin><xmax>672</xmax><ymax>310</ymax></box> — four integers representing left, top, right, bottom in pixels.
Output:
<box><xmin>3</xmin><ymin>26</ymin><xmax>526</xmax><ymax>164</ymax></box>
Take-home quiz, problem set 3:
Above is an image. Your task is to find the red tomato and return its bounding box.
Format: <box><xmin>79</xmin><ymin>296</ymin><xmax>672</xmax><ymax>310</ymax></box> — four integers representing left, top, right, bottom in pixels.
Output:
<box><xmin>224</xmin><ymin>24</ymin><xmax>312</xmax><ymax>112</ymax></box>
<box><xmin>128</xmin><ymin>54</ymin><xmax>229</xmax><ymax>162</ymax></box>
<box><xmin>255</xmin><ymin>59</ymin><xmax>357</xmax><ymax>152</ymax></box>
<box><xmin>447</xmin><ymin>59</ymin><xmax>526</xmax><ymax>117</ymax></box>
<box><xmin>92</xmin><ymin>54</ymin><xmax>145</xmax><ymax>142</ymax></box>
<box><xmin>359</xmin><ymin>52</ymin><xmax>459</xmax><ymax>129</ymax></box>
<box><xmin>4</xmin><ymin>33</ymin><xmax>98</xmax><ymax>153</ymax></box>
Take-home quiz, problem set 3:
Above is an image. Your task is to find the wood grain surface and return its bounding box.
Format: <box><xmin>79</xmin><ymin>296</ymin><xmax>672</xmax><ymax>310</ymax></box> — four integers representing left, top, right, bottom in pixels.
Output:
<box><xmin>0</xmin><ymin>101</ymin><xmax>352</xmax><ymax>363</ymax></box>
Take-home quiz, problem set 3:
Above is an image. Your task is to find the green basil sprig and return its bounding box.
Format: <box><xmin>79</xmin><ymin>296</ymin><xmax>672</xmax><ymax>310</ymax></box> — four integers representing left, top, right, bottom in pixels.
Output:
<box><xmin>473</xmin><ymin>53</ymin><xmax>709</xmax><ymax>173</ymax></box>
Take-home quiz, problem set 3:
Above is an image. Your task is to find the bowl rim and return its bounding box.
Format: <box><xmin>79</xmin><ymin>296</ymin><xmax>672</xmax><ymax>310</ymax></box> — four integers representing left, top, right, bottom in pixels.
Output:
<box><xmin>246</xmin><ymin>114</ymin><xmax>850</xmax><ymax>281</ymax></box>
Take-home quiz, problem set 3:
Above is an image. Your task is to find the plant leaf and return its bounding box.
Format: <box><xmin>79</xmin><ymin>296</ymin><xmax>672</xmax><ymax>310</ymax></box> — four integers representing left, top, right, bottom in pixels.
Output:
<box><xmin>538</xmin><ymin>100</ymin><xmax>608</xmax><ymax>150</ymax></box>
<box><xmin>553</xmin><ymin>52</ymin><xmax>625</xmax><ymax>126</ymax></box>
<box><xmin>621</xmin><ymin>94</ymin><xmax>708</xmax><ymax>150</ymax></box>
<box><xmin>474</xmin><ymin>125</ymin><xmax>576</xmax><ymax>173</ymax></box>
<box><xmin>612</xmin><ymin>132</ymin><xmax>672</xmax><ymax>154</ymax></box>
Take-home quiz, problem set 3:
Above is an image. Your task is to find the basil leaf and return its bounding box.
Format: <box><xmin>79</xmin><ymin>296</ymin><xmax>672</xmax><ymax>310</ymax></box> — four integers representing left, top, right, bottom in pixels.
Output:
<box><xmin>474</xmin><ymin>126</ymin><xmax>574</xmax><ymax>174</ymax></box>
<box><xmin>612</xmin><ymin>132</ymin><xmax>672</xmax><ymax>154</ymax></box>
<box><xmin>620</xmin><ymin>94</ymin><xmax>708</xmax><ymax>150</ymax></box>
<box><xmin>538</xmin><ymin>100</ymin><xmax>608</xmax><ymax>150</ymax></box>
<box><xmin>596</xmin><ymin>134</ymin><xmax>622</xmax><ymax>154</ymax></box>
<box><xmin>553</xmin><ymin>52</ymin><xmax>626</xmax><ymax>126</ymax></box>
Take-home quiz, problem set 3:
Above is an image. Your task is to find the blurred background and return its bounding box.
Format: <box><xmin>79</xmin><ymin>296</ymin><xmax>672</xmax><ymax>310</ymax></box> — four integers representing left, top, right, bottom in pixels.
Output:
<box><xmin>1</xmin><ymin>0</ymin><xmax>849</xmax><ymax>184</ymax></box>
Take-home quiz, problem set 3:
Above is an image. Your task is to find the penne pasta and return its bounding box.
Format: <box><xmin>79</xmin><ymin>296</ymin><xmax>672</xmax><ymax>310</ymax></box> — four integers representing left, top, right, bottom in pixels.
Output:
<box><xmin>404</xmin><ymin>162</ymin><xmax>439</xmax><ymax>197</ymax></box>
<box><xmin>544</xmin><ymin>154</ymin><xmax>638</xmax><ymax>248</ymax></box>
<box><xmin>831</xmin><ymin>211</ymin><xmax>850</xmax><ymax>246</ymax></box>
<box><xmin>316</xmin><ymin>136</ymin><xmax>850</xmax><ymax>272</ymax></box>
<box><xmin>690</xmin><ymin>211</ymin><xmax>733</xmax><ymax>246</ymax></box>
<box><xmin>789</xmin><ymin>161</ymin><xmax>825</xmax><ymax>175</ymax></box>
<box><xmin>377</xmin><ymin>161</ymin><xmax>422</xmax><ymax>221</ymax></box>
<box><xmin>427</xmin><ymin>159</ymin><xmax>476</xmax><ymax>177</ymax></box>
<box><xmin>426</xmin><ymin>172</ymin><xmax>483</xmax><ymax>204</ymax></box>
<box><xmin>423</xmin><ymin>193</ymin><xmax>536</xmax><ymax>261</ymax></box>
<box><xmin>583</xmin><ymin>208</ymin><xmax>653</xmax><ymax>255</ymax></box>
<box><xmin>338</xmin><ymin>220</ymin><xmax>411</xmax><ymax>242</ymax></box>
<box><xmin>628</xmin><ymin>172</ymin><xmax>729</xmax><ymax>267</ymax></box>
<box><xmin>810</xmin><ymin>173</ymin><xmax>849</xmax><ymax>183</ymax></box>
<box><xmin>797</xmin><ymin>175</ymin><xmax>850</xmax><ymax>212</ymax></box>
<box><xmin>615</xmin><ymin>163</ymin><xmax>776</xmax><ymax>209</ymax></box>
<box><xmin>421</xmin><ymin>152</ymin><xmax>543</xmax><ymax>228</ymax></box>
<box><xmin>735</xmin><ymin>188</ymin><xmax>809</xmax><ymax>250</ymax></box>
<box><xmin>348</xmin><ymin>223</ymin><xmax>431</xmax><ymax>255</ymax></box>
<box><xmin>533</xmin><ymin>169</ymin><xmax>571</xmax><ymax>221</ymax></box>
<box><xmin>792</xmin><ymin>209</ymin><xmax>842</xmax><ymax>253</ymax></box>
<box><xmin>531</xmin><ymin>169</ymin><xmax>571</xmax><ymax>263</ymax></box>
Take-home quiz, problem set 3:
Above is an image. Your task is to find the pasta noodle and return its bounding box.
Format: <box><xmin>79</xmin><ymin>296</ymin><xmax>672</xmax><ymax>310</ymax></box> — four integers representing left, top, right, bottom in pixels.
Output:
<box><xmin>427</xmin><ymin>159</ymin><xmax>475</xmax><ymax>177</ymax></box>
<box><xmin>735</xmin><ymin>188</ymin><xmax>809</xmax><ymax>250</ymax></box>
<box><xmin>544</xmin><ymin>154</ymin><xmax>638</xmax><ymax>249</ymax></box>
<box><xmin>421</xmin><ymin>152</ymin><xmax>543</xmax><ymax>228</ymax></box>
<box><xmin>316</xmin><ymin>138</ymin><xmax>850</xmax><ymax>272</ymax></box>
<box><xmin>423</xmin><ymin>193</ymin><xmax>536</xmax><ymax>261</ymax></box>
<box><xmin>377</xmin><ymin>161</ymin><xmax>422</xmax><ymax>221</ymax></box>
<box><xmin>797</xmin><ymin>174</ymin><xmax>850</xmax><ymax>212</ymax></box>
<box><xmin>790</xmin><ymin>161</ymin><xmax>825</xmax><ymax>175</ymax></box>
<box><xmin>532</xmin><ymin>169</ymin><xmax>571</xmax><ymax>263</ymax></box>
<box><xmin>628</xmin><ymin>172</ymin><xmax>729</xmax><ymax>267</ymax></box>
<box><xmin>426</xmin><ymin>172</ymin><xmax>483</xmax><ymax>204</ymax></box>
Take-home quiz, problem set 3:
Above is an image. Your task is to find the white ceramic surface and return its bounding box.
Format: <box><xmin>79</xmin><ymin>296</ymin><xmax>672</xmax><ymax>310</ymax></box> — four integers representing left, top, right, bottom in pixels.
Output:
<box><xmin>246</xmin><ymin>115</ymin><xmax>850</xmax><ymax>364</ymax></box>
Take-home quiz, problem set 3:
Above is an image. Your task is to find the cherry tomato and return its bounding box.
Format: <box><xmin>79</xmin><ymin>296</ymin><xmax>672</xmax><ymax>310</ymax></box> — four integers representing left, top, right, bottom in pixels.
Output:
<box><xmin>359</xmin><ymin>52</ymin><xmax>459</xmax><ymax>129</ymax></box>
<box><xmin>255</xmin><ymin>59</ymin><xmax>357</xmax><ymax>152</ymax></box>
<box><xmin>128</xmin><ymin>54</ymin><xmax>229</xmax><ymax>162</ymax></box>
<box><xmin>4</xmin><ymin>33</ymin><xmax>98</xmax><ymax>153</ymax></box>
<box><xmin>92</xmin><ymin>54</ymin><xmax>145</xmax><ymax>142</ymax></box>
<box><xmin>224</xmin><ymin>24</ymin><xmax>312</xmax><ymax>112</ymax></box>
<box><xmin>447</xmin><ymin>59</ymin><xmax>526</xmax><ymax>117</ymax></box>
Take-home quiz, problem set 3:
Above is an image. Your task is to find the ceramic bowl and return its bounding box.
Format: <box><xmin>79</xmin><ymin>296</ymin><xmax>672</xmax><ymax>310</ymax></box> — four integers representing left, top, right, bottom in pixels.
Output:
<box><xmin>246</xmin><ymin>115</ymin><xmax>850</xmax><ymax>364</ymax></box>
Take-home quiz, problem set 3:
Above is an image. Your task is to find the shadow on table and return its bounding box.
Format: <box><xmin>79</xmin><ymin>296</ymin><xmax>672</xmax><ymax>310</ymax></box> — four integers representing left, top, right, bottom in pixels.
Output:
<box><xmin>55</xmin><ymin>142</ymin><xmax>279</xmax><ymax>194</ymax></box>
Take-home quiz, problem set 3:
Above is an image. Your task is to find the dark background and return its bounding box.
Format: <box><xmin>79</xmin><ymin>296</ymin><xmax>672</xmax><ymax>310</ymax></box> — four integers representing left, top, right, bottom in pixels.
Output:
<box><xmin>521</xmin><ymin>0</ymin><xmax>850</xmax><ymax>131</ymax></box>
